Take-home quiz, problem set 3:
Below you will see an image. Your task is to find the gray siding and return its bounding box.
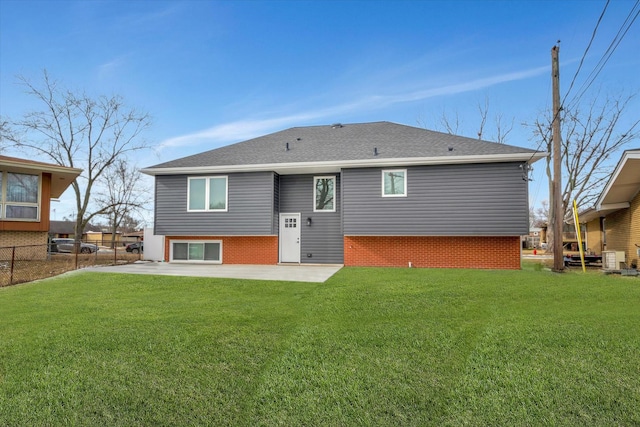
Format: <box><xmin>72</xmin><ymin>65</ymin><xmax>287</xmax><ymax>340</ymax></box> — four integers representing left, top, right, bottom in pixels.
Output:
<box><xmin>273</xmin><ymin>173</ymin><xmax>280</xmax><ymax>234</ymax></box>
<box><xmin>342</xmin><ymin>162</ymin><xmax>529</xmax><ymax>236</ymax></box>
<box><xmin>154</xmin><ymin>171</ymin><xmax>275</xmax><ymax>235</ymax></box>
<box><xmin>280</xmin><ymin>174</ymin><xmax>343</xmax><ymax>264</ymax></box>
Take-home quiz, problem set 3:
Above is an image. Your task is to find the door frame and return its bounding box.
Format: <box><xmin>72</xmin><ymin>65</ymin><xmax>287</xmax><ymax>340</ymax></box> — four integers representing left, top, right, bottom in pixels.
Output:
<box><xmin>279</xmin><ymin>213</ymin><xmax>301</xmax><ymax>263</ymax></box>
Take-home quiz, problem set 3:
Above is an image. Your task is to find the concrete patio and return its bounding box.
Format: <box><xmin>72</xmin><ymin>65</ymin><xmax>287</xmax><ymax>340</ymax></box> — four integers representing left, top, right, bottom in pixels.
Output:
<box><xmin>85</xmin><ymin>261</ymin><xmax>342</xmax><ymax>283</ymax></box>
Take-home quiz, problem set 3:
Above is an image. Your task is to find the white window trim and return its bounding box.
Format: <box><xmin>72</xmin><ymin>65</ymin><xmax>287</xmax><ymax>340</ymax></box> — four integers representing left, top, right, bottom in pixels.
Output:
<box><xmin>187</xmin><ymin>176</ymin><xmax>228</xmax><ymax>212</ymax></box>
<box><xmin>0</xmin><ymin>170</ymin><xmax>42</xmax><ymax>222</ymax></box>
<box><xmin>169</xmin><ymin>239</ymin><xmax>223</xmax><ymax>264</ymax></box>
<box><xmin>381</xmin><ymin>169</ymin><xmax>407</xmax><ymax>197</ymax></box>
<box><xmin>313</xmin><ymin>175</ymin><xmax>336</xmax><ymax>212</ymax></box>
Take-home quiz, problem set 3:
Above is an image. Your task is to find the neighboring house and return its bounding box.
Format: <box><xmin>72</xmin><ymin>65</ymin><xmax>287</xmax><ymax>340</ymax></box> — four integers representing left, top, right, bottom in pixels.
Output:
<box><xmin>49</xmin><ymin>220</ymin><xmax>77</xmax><ymax>238</ymax></box>
<box><xmin>85</xmin><ymin>231</ymin><xmax>119</xmax><ymax>246</ymax></box>
<box><xmin>539</xmin><ymin>222</ymin><xmax>586</xmax><ymax>251</ymax></box>
<box><xmin>0</xmin><ymin>155</ymin><xmax>81</xmax><ymax>256</ymax></box>
<box><xmin>522</xmin><ymin>227</ymin><xmax>542</xmax><ymax>249</ymax></box>
<box><xmin>50</xmin><ymin>221</ymin><xmax>143</xmax><ymax>246</ymax></box>
<box><xmin>142</xmin><ymin>122</ymin><xmax>546</xmax><ymax>269</ymax></box>
<box><xmin>49</xmin><ymin>220</ymin><xmax>101</xmax><ymax>239</ymax></box>
<box><xmin>580</xmin><ymin>149</ymin><xmax>640</xmax><ymax>268</ymax></box>
<box><xmin>122</xmin><ymin>230</ymin><xmax>144</xmax><ymax>244</ymax></box>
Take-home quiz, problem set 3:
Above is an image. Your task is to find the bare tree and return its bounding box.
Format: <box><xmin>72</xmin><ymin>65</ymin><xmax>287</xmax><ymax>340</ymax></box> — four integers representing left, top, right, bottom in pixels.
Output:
<box><xmin>419</xmin><ymin>98</ymin><xmax>514</xmax><ymax>144</ymax></box>
<box><xmin>476</xmin><ymin>98</ymin><xmax>489</xmax><ymax>140</ymax></box>
<box><xmin>532</xmin><ymin>92</ymin><xmax>639</xmax><ymax>218</ymax></box>
<box><xmin>529</xmin><ymin>201</ymin><xmax>548</xmax><ymax>229</ymax></box>
<box><xmin>95</xmin><ymin>159</ymin><xmax>152</xmax><ymax>248</ymax></box>
<box><xmin>535</xmin><ymin>200</ymin><xmax>550</xmax><ymax>227</ymax></box>
<box><xmin>438</xmin><ymin>109</ymin><xmax>463</xmax><ymax>136</ymax></box>
<box><xmin>0</xmin><ymin>118</ymin><xmax>17</xmax><ymax>149</ymax></box>
<box><xmin>493</xmin><ymin>112</ymin><xmax>514</xmax><ymax>145</ymax></box>
<box><xmin>119</xmin><ymin>213</ymin><xmax>144</xmax><ymax>234</ymax></box>
<box><xmin>529</xmin><ymin>91</ymin><xmax>639</xmax><ymax>253</ymax></box>
<box><xmin>9</xmin><ymin>70</ymin><xmax>151</xmax><ymax>246</ymax></box>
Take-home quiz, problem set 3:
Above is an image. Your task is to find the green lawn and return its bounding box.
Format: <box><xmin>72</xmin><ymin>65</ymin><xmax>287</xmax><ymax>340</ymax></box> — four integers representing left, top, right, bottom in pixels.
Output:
<box><xmin>1</xmin><ymin>263</ymin><xmax>639</xmax><ymax>426</ymax></box>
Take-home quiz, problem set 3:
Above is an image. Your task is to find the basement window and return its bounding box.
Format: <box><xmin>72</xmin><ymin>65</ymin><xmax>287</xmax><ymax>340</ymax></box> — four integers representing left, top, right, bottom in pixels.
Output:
<box><xmin>170</xmin><ymin>240</ymin><xmax>222</xmax><ymax>263</ymax></box>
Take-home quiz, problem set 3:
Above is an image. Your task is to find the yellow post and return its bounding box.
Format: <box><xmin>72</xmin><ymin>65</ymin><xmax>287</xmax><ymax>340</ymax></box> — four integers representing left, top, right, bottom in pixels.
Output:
<box><xmin>572</xmin><ymin>200</ymin><xmax>586</xmax><ymax>273</ymax></box>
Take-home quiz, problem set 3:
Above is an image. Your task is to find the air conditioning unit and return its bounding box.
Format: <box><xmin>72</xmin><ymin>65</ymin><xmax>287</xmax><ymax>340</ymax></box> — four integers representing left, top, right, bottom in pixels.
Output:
<box><xmin>602</xmin><ymin>251</ymin><xmax>626</xmax><ymax>270</ymax></box>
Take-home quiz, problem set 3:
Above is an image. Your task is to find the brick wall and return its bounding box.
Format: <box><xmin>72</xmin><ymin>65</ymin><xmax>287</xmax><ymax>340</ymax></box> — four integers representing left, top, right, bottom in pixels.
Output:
<box><xmin>605</xmin><ymin>207</ymin><xmax>630</xmax><ymax>265</ymax></box>
<box><xmin>585</xmin><ymin>218</ymin><xmax>603</xmax><ymax>254</ymax></box>
<box><xmin>164</xmin><ymin>236</ymin><xmax>278</xmax><ymax>264</ymax></box>
<box><xmin>344</xmin><ymin>235</ymin><xmax>521</xmax><ymax>269</ymax></box>
<box><xmin>0</xmin><ymin>230</ymin><xmax>48</xmax><ymax>248</ymax></box>
<box><xmin>0</xmin><ymin>231</ymin><xmax>49</xmax><ymax>260</ymax></box>
<box><xmin>631</xmin><ymin>192</ymin><xmax>640</xmax><ymax>267</ymax></box>
<box><xmin>605</xmin><ymin>192</ymin><xmax>640</xmax><ymax>267</ymax></box>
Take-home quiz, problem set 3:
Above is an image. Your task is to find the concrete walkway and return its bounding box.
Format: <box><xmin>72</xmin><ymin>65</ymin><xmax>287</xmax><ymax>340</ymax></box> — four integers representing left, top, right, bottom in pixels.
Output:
<box><xmin>85</xmin><ymin>261</ymin><xmax>342</xmax><ymax>283</ymax></box>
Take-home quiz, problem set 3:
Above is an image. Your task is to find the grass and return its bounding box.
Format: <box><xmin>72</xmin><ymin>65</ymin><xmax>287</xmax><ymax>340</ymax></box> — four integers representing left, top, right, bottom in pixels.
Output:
<box><xmin>1</xmin><ymin>262</ymin><xmax>639</xmax><ymax>425</ymax></box>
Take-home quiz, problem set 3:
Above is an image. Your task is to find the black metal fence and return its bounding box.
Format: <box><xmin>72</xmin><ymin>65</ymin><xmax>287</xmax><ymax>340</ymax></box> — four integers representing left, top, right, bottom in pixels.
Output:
<box><xmin>0</xmin><ymin>242</ymin><xmax>142</xmax><ymax>287</ymax></box>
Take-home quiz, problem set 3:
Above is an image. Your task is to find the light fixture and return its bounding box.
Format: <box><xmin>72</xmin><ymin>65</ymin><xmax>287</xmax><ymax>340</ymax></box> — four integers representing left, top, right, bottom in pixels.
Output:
<box><xmin>306</xmin><ymin>217</ymin><xmax>312</xmax><ymax>226</ymax></box>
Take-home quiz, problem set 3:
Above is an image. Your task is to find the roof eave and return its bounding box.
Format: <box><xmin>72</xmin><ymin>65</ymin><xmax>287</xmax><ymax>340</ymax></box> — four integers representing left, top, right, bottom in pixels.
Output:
<box><xmin>0</xmin><ymin>157</ymin><xmax>82</xmax><ymax>198</ymax></box>
<box><xmin>596</xmin><ymin>150</ymin><xmax>640</xmax><ymax>206</ymax></box>
<box><xmin>142</xmin><ymin>152</ymin><xmax>548</xmax><ymax>176</ymax></box>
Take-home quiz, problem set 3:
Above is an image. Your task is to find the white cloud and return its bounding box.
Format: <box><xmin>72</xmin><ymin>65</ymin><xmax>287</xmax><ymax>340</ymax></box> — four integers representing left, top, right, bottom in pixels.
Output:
<box><xmin>157</xmin><ymin>113</ymin><xmax>319</xmax><ymax>150</ymax></box>
<box><xmin>97</xmin><ymin>55</ymin><xmax>129</xmax><ymax>79</ymax></box>
<box><xmin>157</xmin><ymin>64</ymin><xmax>549</xmax><ymax>150</ymax></box>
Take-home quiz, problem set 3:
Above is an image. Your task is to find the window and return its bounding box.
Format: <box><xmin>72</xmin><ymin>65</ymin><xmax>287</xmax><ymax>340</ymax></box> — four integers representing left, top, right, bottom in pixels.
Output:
<box><xmin>171</xmin><ymin>240</ymin><xmax>222</xmax><ymax>263</ymax></box>
<box><xmin>0</xmin><ymin>171</ymin><xmax>40</xmax><ymax>220</ymax></box>
<box><xmin>314</xmin><ymin>176</ymin><xmax>335</xmax><ymax>212</ymax></box>
<box><xmin>188</xmin><ymin>176</ymin><xmax>228</xmax><ymax>212</ymax></box>
<box><xmin>382</xmin><ymin>169</ymin><xmax>406</xmax><ymax>197</ymax></box>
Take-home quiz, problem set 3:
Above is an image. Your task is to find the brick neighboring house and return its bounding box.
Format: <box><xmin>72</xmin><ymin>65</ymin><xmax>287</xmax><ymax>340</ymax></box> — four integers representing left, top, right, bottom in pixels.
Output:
<box><xmin>580</xmin><ymin>149</ymin><xmax>640</xmax><ymax>268</ymax></box>
<box><xmin>1</xmin><ymin>156</ymin><xmax>81</xmax><ymax>256</ymax></box>
<box><xmin>142</xmin><ymin>122</ymin><xmax>546</xmax><ymax>269</ymax></box>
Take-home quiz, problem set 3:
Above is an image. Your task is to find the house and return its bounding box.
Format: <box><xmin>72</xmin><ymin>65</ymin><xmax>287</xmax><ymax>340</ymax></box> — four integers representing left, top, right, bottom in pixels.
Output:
<box><xmin>49</xmin><ymin>220</ymin><xmax>101</xmax><ymax>239</ymax></box>
<box><xmin>142</xmin><ymin>122</ymin><xmax>546</xmax><ymax>269</ymax></box>
<box><xmin>580</xmin><ymin>149</ymin><xmax>640</xmax><ymax>268</ymax></box>
<box><xmin>522</xmin><ymin>227</ymin><xmax>542</xmax><ymax>250</ymax></box>
<box><xmin>49</xmin><ymin>220</ymin><xmax>77</xmax><ymax>238</ymax></box>
<box><xmin>0</xmin><ymin>155</ymin><xmax>81</xmax><ymax>256</ymax></box>
<box><xmin>539</xmin><ymin>222</ymin><xmax>586</xmax><ymax>252</ymax></box>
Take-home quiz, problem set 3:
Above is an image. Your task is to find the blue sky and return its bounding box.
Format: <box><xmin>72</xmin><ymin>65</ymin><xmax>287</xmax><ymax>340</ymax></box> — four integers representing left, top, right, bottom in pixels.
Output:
<box><xmin>1</xmin><ymin>0</ymin><xmax>639</xmax><ymax>223</ymax></box>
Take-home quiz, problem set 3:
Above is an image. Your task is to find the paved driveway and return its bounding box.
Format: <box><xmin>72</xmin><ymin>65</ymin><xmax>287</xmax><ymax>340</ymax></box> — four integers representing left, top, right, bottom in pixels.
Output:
<box><xmin>85</xmin><ymin>262</ymin><xmax>342</xmax><ymax>283</ymax></box>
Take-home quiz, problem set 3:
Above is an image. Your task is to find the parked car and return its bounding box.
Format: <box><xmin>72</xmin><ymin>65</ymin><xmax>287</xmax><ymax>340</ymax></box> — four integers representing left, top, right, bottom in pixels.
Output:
<box><xmin>125</xmin><ymin>242</ymin><xmax>144</xmax><ymax>254</ymax></box>
<box><xmin>51</xmin><ymin>238</ymin><xmax>99</xmax><ymax>254</ymax></box>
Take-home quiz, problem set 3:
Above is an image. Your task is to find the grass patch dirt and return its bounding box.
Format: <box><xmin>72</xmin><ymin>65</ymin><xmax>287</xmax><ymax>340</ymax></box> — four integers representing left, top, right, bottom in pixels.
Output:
<box><xmin>1</xmin><ymin>265</ymin><xmax>639</xmax><ymax>425</ymax></box>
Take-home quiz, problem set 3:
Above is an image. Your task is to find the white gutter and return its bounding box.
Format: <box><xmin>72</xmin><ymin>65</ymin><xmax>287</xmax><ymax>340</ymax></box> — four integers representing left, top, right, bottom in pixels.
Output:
<box><xmin>0</xmin><ymin>157</ymin><xmax>82</xmax><ymax>175</ymax></box>
<box><xmin>142</xmin><ymin>152</ymin><xmax>548</xmax><ymax>176</ymax></box>
<box><xmin>597</xmin><ymin>202</ymin><xmax>631</xmax><ymax>211</ymax></box>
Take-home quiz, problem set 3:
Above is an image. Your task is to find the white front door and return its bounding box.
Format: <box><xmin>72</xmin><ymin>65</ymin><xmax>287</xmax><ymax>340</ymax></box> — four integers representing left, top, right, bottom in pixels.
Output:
<box><xmin>279</xmin><ymin>213</ymin><xmax>301</xmax><ymax>263</ymax></box>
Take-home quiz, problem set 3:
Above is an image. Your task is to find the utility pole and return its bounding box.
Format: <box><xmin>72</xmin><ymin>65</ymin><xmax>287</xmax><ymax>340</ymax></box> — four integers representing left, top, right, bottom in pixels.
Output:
<box><xmin>551</xmin><ymin>44</ymin><xmax>564</xmax><ymax>272</ymax></box>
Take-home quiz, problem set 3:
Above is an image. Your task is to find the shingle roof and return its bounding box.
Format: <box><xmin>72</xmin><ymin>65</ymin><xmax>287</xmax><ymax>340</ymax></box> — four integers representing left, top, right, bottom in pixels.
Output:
<box><xmin>144</xmin><ymin>121</ymin><xmax>545</xmax><ymax>174</ymax></box>
<box><xmin>49</xmin><ymin>220</ymin><xmax>101</xmax><ymax>235</ymax></box>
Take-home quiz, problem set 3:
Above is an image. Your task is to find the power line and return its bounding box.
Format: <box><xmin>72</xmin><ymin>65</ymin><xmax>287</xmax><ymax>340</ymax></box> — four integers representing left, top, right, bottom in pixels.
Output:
<box><xmin>561</xmin><ymin>0</ymin><xmax>610</xmax><ymax>107</ymax></box>
<box><xmin>566</xmin><ymin>0</ymin><xmax>640</xmax><ymax>109</ymax></box>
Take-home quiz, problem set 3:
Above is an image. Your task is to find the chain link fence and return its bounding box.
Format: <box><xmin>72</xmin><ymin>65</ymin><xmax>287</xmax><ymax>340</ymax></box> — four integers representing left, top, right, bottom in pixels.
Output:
<box><xmin>0</xmin><ymin>242</ymin><xmax>142</xmax><ymax>287</ymax></box>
